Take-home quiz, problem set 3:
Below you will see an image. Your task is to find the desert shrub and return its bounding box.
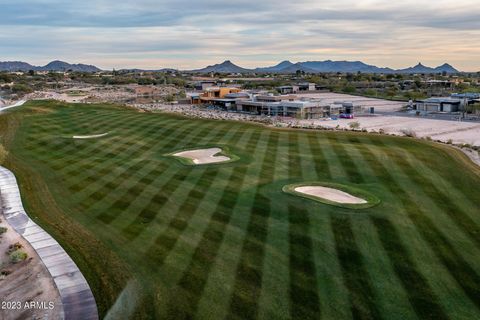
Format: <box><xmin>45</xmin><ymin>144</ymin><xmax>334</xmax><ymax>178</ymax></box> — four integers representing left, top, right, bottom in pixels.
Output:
<box><xmin>0</xmin><ymin>270</ymin><xmax>11</xmax><ymax>280</ymax></box>
<box><xmin>0</xmin><ymin>227</ymin><xmax>7</xmax><ymax>235</ymax></box>
<box><xmin>401</xmin><ymin>128</ymin><xmax>417</xmax><ymax>138</ymax></box>
<box><xmin>348</xmin><ymin>121</ymin><xmax>360</xmax><ymax>130</ymax></box>
<box><xmin>12</xmin><ymin>83</ymin><xmax>33</xmax><ymax>94</ymax></box>
<box><xmin>447</xmin><ymin>139</ymin><xmax>453</xmax><ymax>144</ymax></box>
<box><xmin>1</xmin><ymin>270</ymin><xmax>11</xmax><ymax>276</ymax></box>
<box><xmin>7</xmin><ymin>242</ymin><xmax>23</xmax><ymax>254</ymax></box>
<box><xmin>10</xmin><ymin>250</ymin><xmax>28</xmax><ymax>263</ymax></box>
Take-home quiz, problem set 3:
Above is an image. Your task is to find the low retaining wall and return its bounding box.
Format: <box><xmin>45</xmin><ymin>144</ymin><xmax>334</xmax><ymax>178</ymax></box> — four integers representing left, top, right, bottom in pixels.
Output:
<box><xmin>0</xmin><ymin>166</ymin><xmax>98</xmax><ymax>320</ymax></box>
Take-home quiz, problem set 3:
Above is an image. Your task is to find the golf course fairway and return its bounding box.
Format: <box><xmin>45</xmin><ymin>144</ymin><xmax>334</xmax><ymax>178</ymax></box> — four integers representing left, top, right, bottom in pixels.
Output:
<box><xmin>1</xmin><ymin>100</ymin><xmax>479</xmax><ymax>320</ymax></box>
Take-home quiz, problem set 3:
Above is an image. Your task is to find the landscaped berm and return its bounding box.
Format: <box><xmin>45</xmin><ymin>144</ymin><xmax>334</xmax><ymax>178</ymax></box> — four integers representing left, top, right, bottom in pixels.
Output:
<box><xmin>1</xmin><ymin>100</ymin><xmax>480</xmax><ymax>320</ymax></box>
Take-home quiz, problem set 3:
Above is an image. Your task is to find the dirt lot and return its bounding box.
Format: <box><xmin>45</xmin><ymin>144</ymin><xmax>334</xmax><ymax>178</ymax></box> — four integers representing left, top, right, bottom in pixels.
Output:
<box><xmin>296</xmin><ymin>92</ymin><xmax>406</xmax><ymax>112</ymax></box>
<box><xmin>0</xmin><ymin>212</ymin><xmax>61</xmax><ymax>320</ymax></box>
<box><xmin>299</xmin><ymin>115</ymin><xmax>480</xmax><ymax>147</ymax></box>
<box><xmin>28</xmin><ymin>84</ymin><xmax>180</xmax><ymax>104</ymax></box>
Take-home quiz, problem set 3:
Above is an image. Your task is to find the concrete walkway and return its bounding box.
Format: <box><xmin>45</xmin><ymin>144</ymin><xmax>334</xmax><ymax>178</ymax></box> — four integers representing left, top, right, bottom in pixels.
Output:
<box><xmin>0</xmin><ymin>100</ymin><xmax>27</xmax><ymax>112</ymax></box>
<box><xmin>0</xmin><ymin>166</ymin><xmax>98</xmax><ymax>320</ymax></box>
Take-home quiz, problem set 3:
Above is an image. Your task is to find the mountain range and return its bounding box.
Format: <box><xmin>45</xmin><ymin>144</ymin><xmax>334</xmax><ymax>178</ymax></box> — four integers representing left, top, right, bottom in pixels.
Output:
<box><xmin>191</xmin><ymin>60</ymin><xmax>460</xmax><ymax>74</ymax></box>
<box><xmin>0</xmin><ymin>59</ymin><xmax>460</xmax><ymax>74</ymax></box>
<box><xmin>0</xmin><ymin>60</ymin><xmax>101</xmax><ymax>72</ymax></box>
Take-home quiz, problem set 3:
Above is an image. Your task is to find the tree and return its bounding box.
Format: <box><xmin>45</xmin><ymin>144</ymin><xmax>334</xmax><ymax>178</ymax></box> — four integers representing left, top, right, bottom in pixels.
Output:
<box><xmin>0</xmin><ymin>73</ymin><xmax>12</xmax><ymax>83</ymax></box>
<box><xmin>386</xmin><ymin>86</ymin><xmax>398</xmax><ymax>98</ymax></box>
<box><xmin>12</xmin><ymin>83</ymin><xmax>33</xmax><ymax>94</ymax></box>
<box><xmin>164</xmin><ymin>94</ymin><xmax>175</xmax><ymax>102</ymax></box>
<box><xmin>295</xmin><ymin>70</ymin><xmax>305</xmax><ymax>77</ymax></box>
<box><xmin>465</xmin><ymin>103</ymin><xmax>480</xmax><ymax>115</ymax></box>
<box><xmin>414</xmin><ymin>79</ymin><xmax>422</xmax><ymax>89</ymax></box>
<box><xmin>342</xmin><ymin>85</ymin><xmax>356</xmax><ymax>94</ymax></box>
<box><xmin>456</xmin><ymin>82</ymin><xmax>469</xmax><ymax>92</ymax></box>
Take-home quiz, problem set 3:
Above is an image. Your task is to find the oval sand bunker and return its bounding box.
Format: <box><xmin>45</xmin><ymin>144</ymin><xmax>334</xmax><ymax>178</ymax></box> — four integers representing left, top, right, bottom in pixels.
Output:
<box><xmin>294</xmin><ymin>185</ymin><xmax>367</xmax><ymax>204</ymax></box>
<box><xmin>173</xmin><ymin>147</ymin><xmax>230</xmax><ymax>165</ymax></box>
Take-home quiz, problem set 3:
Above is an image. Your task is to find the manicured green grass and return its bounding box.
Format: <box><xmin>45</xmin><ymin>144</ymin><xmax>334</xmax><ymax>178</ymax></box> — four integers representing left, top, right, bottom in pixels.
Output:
<box><xmin>1</xmin><ymin>100</ymin><xmax>480</xmax><ymax>320</ymax></box>
<box><xmin>282</xmin><ymin>181</ymin><xmax>380</xmax><ymax>209</ymax></box>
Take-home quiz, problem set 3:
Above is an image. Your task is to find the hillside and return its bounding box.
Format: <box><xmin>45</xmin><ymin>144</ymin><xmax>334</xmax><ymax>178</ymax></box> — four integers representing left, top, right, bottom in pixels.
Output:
<box><xmin>0</xmin><ymin>60</ymin><xmax>101</xmax><ymax>72</ymax></box>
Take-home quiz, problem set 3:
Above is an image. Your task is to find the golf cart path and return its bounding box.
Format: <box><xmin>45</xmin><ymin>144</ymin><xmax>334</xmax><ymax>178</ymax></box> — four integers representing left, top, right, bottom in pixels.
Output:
<box><xmin>0</xmin><ymin>166</ymin><xmax>98</xmax><ymax>320</ymax></box>
<box><xmin>0</xmin><ymin>100</ymin><xmax>27</xmax><ymax>112</ymax></box>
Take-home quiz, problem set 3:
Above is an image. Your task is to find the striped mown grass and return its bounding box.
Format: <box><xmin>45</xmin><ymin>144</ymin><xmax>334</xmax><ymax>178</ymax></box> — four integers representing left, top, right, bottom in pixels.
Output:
<box><xmin>1</xmin><ymin>100</ymin><xmax>479</xmax><ymax>320</ymax></box>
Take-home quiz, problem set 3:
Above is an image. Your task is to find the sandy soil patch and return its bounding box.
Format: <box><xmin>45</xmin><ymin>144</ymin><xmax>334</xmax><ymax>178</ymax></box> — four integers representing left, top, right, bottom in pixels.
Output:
<box><xmin>173</xmin><ymin>147</ymin><xmax>230</xmax><ymax>164</ymax></box>
<box><xmin>73</xmin><ymin>132</ymin><xmax>109</xmax><ymax>139</ymax></box>
<box><xmin>298</xmin><ymin>115</ymin><xmax>480</xmax><ymax>147</ymax></box>
<box><xmin>0</xmin><ymin>213</ymin><xmax>61</xmax><ymax>320</ymax></box>
<box><xmin>454</xmin><ymin>146</ymin><xmax>480</xmax><ymax>167</ymax></box>
<box><xmin>295</xmin><ymin>92</ymin><xmax>406</xmax><ymax>112</ymax></box>
<box><xmin>294</xmin><ymin>186</ymin><xmax>367</xmax><ymax>204</ymax></box>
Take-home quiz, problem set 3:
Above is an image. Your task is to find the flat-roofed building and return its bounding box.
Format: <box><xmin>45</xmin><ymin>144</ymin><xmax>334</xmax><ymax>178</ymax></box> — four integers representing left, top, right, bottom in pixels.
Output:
<box><xmin>256</xmin><ymin>94</ymin><xmax>297</xmax><ymax>102</ymax></box>
<box><xmin>188</xmin><ymin>92</ymin><xmax>201</xmax><ymax>104</ymax></box>
<box><xmin>276</xmin><ymin>86</ymin><xmax>295</xmax><ymax>94</ymax></box>
<box><xmin>194</xmin><ymin>81</ymin><xmax>217</xmax><ymax>91</ymax></box>
<box><xmin>416</xmin><ymin>97</ymin><xmax>462</xmax><ymax>112</ymax></box>
<box><xmin>199</xmin><ymin>87</ymin><xmax>242</xmax><ymax>103</ymax></box>
<box><xmin>293</xmin><ymin>82</ymin><xmax>316</xmax><ymax>92</ymax></box>
<box><xmin>236</xmin><ymin>97</ymin><xmax>332</xmax><ymax>118</ymax></box>
<box><xmin>451</xmin><ymin>93</ymin><xmax>480</xmax><ymax>100</ymax></box>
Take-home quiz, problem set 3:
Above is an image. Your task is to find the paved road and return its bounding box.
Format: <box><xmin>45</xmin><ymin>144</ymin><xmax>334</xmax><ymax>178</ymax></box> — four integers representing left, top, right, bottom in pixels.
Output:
<box><xmin>0</xmin><ymin>166</ymin><xmax>98</xmax><ymax>320</ymax></box>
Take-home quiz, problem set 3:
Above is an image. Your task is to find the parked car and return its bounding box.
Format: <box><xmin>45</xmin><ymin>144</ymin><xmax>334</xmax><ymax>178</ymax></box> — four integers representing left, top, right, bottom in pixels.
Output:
<box><xmin>340</xmin><ymin>113</ymin><xmax>354</xmax><ymax>119</ymax></box>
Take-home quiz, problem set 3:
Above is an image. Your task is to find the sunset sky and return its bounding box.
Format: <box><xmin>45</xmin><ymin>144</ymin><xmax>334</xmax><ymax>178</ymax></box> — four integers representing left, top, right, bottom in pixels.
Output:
<box><xmin>1</xmin><ymin>0</ymin><xmax>479</xmax><ymax>71</ymax></box>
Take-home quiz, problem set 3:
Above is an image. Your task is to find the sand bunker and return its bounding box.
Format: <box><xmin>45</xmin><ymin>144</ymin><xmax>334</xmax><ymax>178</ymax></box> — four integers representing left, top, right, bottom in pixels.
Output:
<box><xmin>73</xmin><ymin>132</ymin><xmax>109</xmax><ymax>139</ymax></box>
<box><xmin>173</xmin><ymin>147</ymin><xmax>230</xmax><ymax>164</ymax></box>
<box><xmin>294</xmin><ymin>186</ymin><xmax>367</xmax><ymax>204</ymax></box>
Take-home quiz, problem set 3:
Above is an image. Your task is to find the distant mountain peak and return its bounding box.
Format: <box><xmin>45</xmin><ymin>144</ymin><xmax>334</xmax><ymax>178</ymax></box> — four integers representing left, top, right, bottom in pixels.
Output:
<box><xmin>434</xmin><ymin>63</ymin><xmax>459</xmax><ymax>73</ymax></box>
<box><xmin>398</xmin><ymin>62</ymin><xmax>459</xmax><ymax>74</ymax></box>
<box><xmin>191</xmin><ymin>60</ymin><xmax>250</xmax><ymax>73</ymax></box>
<box><xmin>191</xmin><ymin>59</ymin><xmax>460</xmax><ymax>74</ymax></box>
<box><xmin>254</xmin><ymin>60</ymin><xmax>295</xmax><ymax>72</ymax></box>
<box><xmin>437</xmin><ymin>63</ymin><xmax>454</xmax><ymax>68</ymax></box>
<box><xmin>0</xmin><ymin>59</ymin><xmax>460</xmax><ymax>74</ymax></box>
<box><xmin>0</xmin><ymin>60</ymin><xmax>101</xmax><ymax>72</ymax></box>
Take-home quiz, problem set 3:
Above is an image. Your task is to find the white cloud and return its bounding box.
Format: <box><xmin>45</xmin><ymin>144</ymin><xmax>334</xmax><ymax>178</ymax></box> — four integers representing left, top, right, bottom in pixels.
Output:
<box><xmin>0</xmin><ymin>0</ymin><xmax>479</xmax><ymax>70</ymax></box>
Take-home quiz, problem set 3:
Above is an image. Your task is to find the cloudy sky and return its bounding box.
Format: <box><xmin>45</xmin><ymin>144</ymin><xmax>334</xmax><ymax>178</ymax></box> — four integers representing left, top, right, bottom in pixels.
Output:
<box><xmin>1</xmin><ymin>0</ymin><xmax>479</xmax><ymax>71</ymax></box>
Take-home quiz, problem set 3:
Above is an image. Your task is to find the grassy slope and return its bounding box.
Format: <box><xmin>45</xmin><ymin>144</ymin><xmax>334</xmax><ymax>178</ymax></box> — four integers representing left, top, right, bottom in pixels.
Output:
<box><xmin>1</xmin><ymin>100</ymin><xmax>480</xmax><ymax>320</ymax></box>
